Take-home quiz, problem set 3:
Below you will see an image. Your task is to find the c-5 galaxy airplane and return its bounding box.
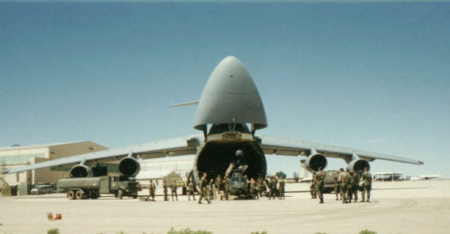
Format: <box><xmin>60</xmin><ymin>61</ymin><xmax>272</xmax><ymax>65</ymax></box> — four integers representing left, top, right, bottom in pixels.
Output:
<box><xmin>3</xmin><ymin>56</ymin><xmax>423</xmax><ymax>195</ymax></box>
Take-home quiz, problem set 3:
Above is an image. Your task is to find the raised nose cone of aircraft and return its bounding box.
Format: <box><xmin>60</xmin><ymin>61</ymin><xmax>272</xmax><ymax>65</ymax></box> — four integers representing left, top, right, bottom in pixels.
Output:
<box><xmin>194</xmin><ymin>56</ymin><xmax>267</xmax><ymax>131</ymax></box>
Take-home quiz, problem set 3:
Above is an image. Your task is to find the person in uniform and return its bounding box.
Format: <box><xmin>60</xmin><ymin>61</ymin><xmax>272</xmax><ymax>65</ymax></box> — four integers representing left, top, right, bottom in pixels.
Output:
<box><xmin>278</xmin><ymin>176</ymin><xmax>285</xmax><ymax>200</ymax></box>
<box><xmin>334</xmin><ymin>170</ymin><xmax>341</xmax><ymax>201</ymax></box>
<box><xmin>170</xmin><ymin>180</ymin><xmax>178</xmax><ymax>201</ymax></box>
<box><xmin>348</xmin><ymin>170</ymin><xmax>355</xmax><ymax>202</ymax></box>
<box><xmin>257</xmin><ymin>174</ymin><xmax>266</xmax><ymax>197</ymax></box>
<box><xmin>208</xmin><ymin>178</ymin><xmax>215</xmax><ymax>200</ymax></box>
<box><xmin>222</xmin><ymin>176</ymin><xmax>230</xmax><ymax>200</ymax></box>
<box><xmin>310</xmin><ymin>172</ymin><xmax>317</xmax><ymax>199</ymax></box>
<box><xmin>187</xmin><ymin>181</ymin><xmax>196</xmax><ymax>201</ymax></box>
<box><xmin>268</xmin><ymin>176</ymin><xmax>278</xmax><ymax>200</ymax></box>
<box><xmin>163</xmin><ymin>180</ymin><xmax>168</xmax><ymax>201</ymax></box>
<box><xmin>198</xmin><ymin>172</ymin><xmax>211</xmax><ymax>204</ymax></box>
<box><xmin>315</xmin><ymin>166</ymin><xmax>325</xmax><ymax>204</ymax></box>
<box><xmin>215</xmin><ymin>174</ymin><xmax>222</xmax><ymax>195</ymax></box>
<box><xmin>360</xmin><ymin>167</ymin><xmax>372</xmax><ymax>202</ymax></box>
<box><xmin>149</xmin><ymin>179</ymin><xmax>156</xmax><ymax>201</ymax></box>
<box><xmin>338</xmin><ymin>168</ymin><xmax>350</xmax><ymax>203</ymax></box>
<box><xmin>249</xmin><ymin>178</ymin><xmax>259</xmax><ymax>199</ymax></box>
<box><xmin>350</xmin><ymin>169</ymin><xmax>360</xmax><ymax>202</ymax></box>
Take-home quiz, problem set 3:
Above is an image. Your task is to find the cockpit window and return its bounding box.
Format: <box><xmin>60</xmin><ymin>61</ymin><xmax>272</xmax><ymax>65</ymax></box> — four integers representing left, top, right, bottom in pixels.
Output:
<box><xmin>208</xmin><ymin>123</ymin><xmax>250</xmax><ymax>135</ymax></box>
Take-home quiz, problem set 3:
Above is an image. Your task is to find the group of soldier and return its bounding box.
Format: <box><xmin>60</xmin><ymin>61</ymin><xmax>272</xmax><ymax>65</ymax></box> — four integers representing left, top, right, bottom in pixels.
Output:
<box><xmin>196</xmin><ymin>172</ymin><xmax>286</xmax><ymax>204</ymax></box>
<box><xmin>245</xmin><ymin>174</ymin><xmax>286</xmax><ymax>200</ymax></box>
<box><xmin>310</xmin><ymin>166</ymin><xmax>372</xmax><ymax>204</ymax></box>
<box><xmin>146</xmin><ymin>179</ymin><xmax>179</xmax><ymax>202</ymax></box>
<box><xmin>146</xmin><ymin>172</ymin><xmax>287</xmax><ymax>204</ymax></box>
<box><xmin>147</xmin><ymin>167</ymin><xmax>372</xmax><ymax>204</ymax></box>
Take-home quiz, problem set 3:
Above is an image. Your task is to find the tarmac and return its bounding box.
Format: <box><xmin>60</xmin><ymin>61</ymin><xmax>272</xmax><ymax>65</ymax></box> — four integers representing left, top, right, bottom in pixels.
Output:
<box><xmin>0</xmin><ymin>180</ymin><xmax>449</xmax><ymax>234</ymax></box>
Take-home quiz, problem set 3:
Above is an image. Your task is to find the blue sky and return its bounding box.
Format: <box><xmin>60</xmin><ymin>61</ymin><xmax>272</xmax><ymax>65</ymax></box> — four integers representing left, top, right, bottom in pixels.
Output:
<box><xmin>1</xmin><ymin>2</ymin><xmax>449</xmax><ymax>179</ymax></box>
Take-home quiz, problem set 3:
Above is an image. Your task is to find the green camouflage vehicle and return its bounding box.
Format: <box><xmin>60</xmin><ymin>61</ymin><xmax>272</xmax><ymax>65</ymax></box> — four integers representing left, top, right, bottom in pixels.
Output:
<box><xmin>57</xmin><ymin>176</ymin><xmax>141</xmax><ymax>200</ymax></box>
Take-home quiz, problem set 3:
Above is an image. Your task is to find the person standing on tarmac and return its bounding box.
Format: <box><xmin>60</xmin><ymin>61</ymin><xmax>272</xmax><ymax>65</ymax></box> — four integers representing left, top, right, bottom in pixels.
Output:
<box><xmin>334</xmin><ymin>170</ymin><xmax>341</xmax><ymax>201</ymax></box>
<box><xmin>149</xmin><ymin>179</ymin><xmax>156</xmax><ymax>201</ymax></box>
<box><xmin>278</xmin><ymin>176</ymin><xmax>285</xmax><ymax>200</ymax></box>
<box><xmin>198</xmin><ymin>172</ymin><xmax>211</xmax><ymax>204</ymax></box>
<box><xmin>208</xmin><ymin>178</ymin><xmax>215</xmax><ymax>200</ymax></box>
<box><xmin>350</xmin><ymin>169</ymin><xmax>360</xmax><ymax>202</ymax></box>
<box><xmin>163</xmin><ymin>180</ymin><xmax>168</xmax><ymax>201</ymax></box>
<box><xmin>348</xmin><ymin>170</ymin><xmax>355</xmax><ymax>202</ymax></box>
<box><xmin>222</xmin><ymin>176</ymin><xmax>230</xmax><ymax>200</ymax></box>
<box><xmin>338</xmin><ymin>168</ymin><xmax>350</xmax><ymax>203</ymax></box>
<box><xmin>187</xmin><ymin>181</ymin><xmax>196</xmax><ymax>201</ymax></box>
<box><xmin>315</xmin><ymin>166</ymin><xmax>326</xmax><ymax>204</ymax></box>
<box><xmin>170</xmin><ymin>180</ymin><xmax>178</xmax><ymax>201</ymax></box>
<box><xmin>268</xmin><ymin>176</ymin><xmax>278</xmax><ymax>200</ymax></box>
<box><xmin>216</xmin><ymin>174</ymin><xmax>222</xmax><ymax>195</ymax></box>
<box><xmin>249</xmin><ymin>178</ymin><xmax>259</xmax><ymax>199</ymax></box>
<box><xmin>310</xmin><ymin>171</ymin><xmax>317</xmax><ymax>199</ymax></box>
<box><xmin>257</xmin><ymin>174</ymin><xmax>266</xmax><ymax>197</ymax></box>
<box><xmin>360</xmin><ymin>167</ymin><xmax>372</xmax><ymax>202</ymax></box>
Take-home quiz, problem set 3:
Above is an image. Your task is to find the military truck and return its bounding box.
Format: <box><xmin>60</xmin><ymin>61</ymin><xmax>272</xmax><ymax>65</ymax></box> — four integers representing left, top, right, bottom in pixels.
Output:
<box><xmin>57</xmin><ymin>176</ymin><xmax>141</xmax><ymax>200</ymax></box>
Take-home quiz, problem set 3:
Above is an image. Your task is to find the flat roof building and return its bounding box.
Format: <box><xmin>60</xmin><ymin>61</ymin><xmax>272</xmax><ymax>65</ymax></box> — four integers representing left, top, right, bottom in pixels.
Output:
<box><xmin>0</xmin><ymin>141</ymin><xmax>108</xmax><ymax>195</ymax></box>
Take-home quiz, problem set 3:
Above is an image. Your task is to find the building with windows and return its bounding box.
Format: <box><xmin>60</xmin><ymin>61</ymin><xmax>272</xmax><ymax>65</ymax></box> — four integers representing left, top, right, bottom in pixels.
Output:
<box><xmin>0</xmin><ymin>142</ymin><xmax>108</xmax><ymax>195</ymax></box>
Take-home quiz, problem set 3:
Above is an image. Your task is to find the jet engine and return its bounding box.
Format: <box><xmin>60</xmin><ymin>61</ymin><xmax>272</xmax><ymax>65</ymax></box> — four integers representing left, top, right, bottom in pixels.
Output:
<box><xmin>305</xmin><ymin>153</ymin><xmax>327</xmax><ymax>172</ymax></box>
<box><xmin>118</xmin><ymin>157</ymin><xmax>141</xmax><ymax>177</ymax></box>
<box><xmin>347</xmin><ymin>159</ymin><xmax>370</xmax><ymax>172</ymax></box>
<box><xmin>69</xmin><ymin>165</ymin><xmax>94</xmax><ymax>178</ymax></box>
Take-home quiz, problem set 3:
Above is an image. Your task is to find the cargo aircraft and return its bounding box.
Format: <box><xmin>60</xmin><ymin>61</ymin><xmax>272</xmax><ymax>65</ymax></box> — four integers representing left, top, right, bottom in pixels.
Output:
<box><xmin>410</xmin><ymin>174</ymin><xmax>441</xmax><ymax>180</ymax></box>
<box><xmin>2</xmin><ymin>56</ymin><xmax>423</xmax><ymax>194</ymax></box>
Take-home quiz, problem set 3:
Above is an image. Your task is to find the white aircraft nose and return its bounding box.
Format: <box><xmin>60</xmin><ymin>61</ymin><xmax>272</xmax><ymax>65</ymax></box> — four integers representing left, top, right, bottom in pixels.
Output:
<box><xmin>194</xmin><ymin>56</ymin><xmax>267</xmax><ymax>130</ymax></box>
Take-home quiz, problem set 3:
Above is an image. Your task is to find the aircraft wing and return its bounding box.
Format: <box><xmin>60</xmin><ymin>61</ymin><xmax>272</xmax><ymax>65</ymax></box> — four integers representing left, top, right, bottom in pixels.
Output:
<box><xmin>2</xmin><ymin>134</ymin><xmax>204</xmax><ymax>174</ymax></box>
<box><xmin>258</xmin><ymin>135</ymin><xmax>424</xmax><ymax>165</ymax></box>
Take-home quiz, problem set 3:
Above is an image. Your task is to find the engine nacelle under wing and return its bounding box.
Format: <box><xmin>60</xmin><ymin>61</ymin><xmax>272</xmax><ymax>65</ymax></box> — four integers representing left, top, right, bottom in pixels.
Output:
<box><xmin>347</xmin><ymin>159</ymin><xmax>370</xmax><ymax>172</ymax></box>
<box><xmin>118</xmin><ymin>157</ymin><xmax>141</xmax><ymax>177</ymax></box>
<box><xmin>69</xmin><ymin>165</ymin><xmax>93</xmax><ymax>178</ymax></box>
<box><xmin>306</xmin><ymin>153</ymin><xmax>327</xmax><ymax>172</ymax></box>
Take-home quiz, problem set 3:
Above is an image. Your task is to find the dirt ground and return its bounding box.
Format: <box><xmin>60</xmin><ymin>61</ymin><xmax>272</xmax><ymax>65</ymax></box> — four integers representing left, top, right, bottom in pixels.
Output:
<box><xmin>1</xmin><ymin>180</ymin><xmax>449</xmax><ymax>234</ymax></box>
